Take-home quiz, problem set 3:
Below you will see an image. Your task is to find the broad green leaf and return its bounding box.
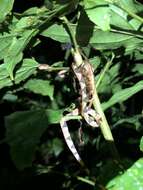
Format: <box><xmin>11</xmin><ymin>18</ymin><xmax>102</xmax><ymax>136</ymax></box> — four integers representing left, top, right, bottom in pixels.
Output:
<box><xmin>77</xmin><ymin>10</ymin><xmax>143</xmax><ymax>50</ymax></box>
<box><xmin>41</xmin><ymin>24</ymin><xmax>70</xmax><ymax>43</ymax></box>
<box><xmin>5</xmin><ymin>109</ymin><xmax>63</xmax><ymax>169</ymax></box>
<box><xmin>102</xmin><ymin>81</ymin><xmax>143</xmax><ymax>111</ymax></box>
<box><xmin>0</xmin><ymin>0</ymin><xmax>14</xmax><ymax>23</ymax></box>
<box><xmin>140</xmin><ymin>137</ymin><xmax>143</xmax><ymax>152</ymax></box>
<box><xmin>0</xmin><ymin>34</ymin><xmax>14</xmax><ymax>60</ymax></box>
<box><xmin>106</xmin><ymin>158</ymin><xmax>143</xmax><ymax>190</ymax></box>
<box><xmin>90</xmin><ymin>29</ymin><xmax>143</xmax><ymax>50</ymax></box>
<box><xmin>0</xmin><ymin>64</ymin><xmax>12</xmax><ymax>89</ymax></box>
<box><xmin>24</xmin><ymin>79</ymin><xmax>54</xmax><ymax>100</ymax></box>
<box><xmin>15</xmin><ymin>59</ymin><xmax>38</xmax><ymax>84</ymax></box>
<box><xmin>85</xmin><ymin>3</ymin><xmax>111</xmax><ymax>31</ymax></box>
<box><xmin>5</xmin><ymin>30</ymin><xmax>36</xmax><ymax>80</ymax></box>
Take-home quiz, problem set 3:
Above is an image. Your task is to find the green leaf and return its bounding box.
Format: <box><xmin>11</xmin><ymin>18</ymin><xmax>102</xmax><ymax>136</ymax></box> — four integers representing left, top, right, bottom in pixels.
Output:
<box><xmin>0</xmin><ymin>34</ymin><xmax>14</xmax><ymax>60</ymax></box>
<box><xmin>15</xmin><ymin>16</ymin><xmax>38</xmax><ymax>30</ymax></box>
<box><xmin>15</xmin><ymin>59</ymin><xmax>38</xmax><ymax>84</ymax></box>
<box><xmin>140</xmin><ymin>137</ymin><xmax>143</xmax><ymax>152</ymax></box>
<box><xmin>0</xmin><ymin>64</ymin><xmax>12</xmax><ymax>89</ymax></box>
<box><xmin>84</xmin><ymin>1</ymin><xmax>111</xmax><ymax>31</ymax></box>
<box><xmin>5</xmin><ymin>109</ymin><xmax>63</xmax><ymax>169</ymax></box>
<box><xmin>5</xmin><ymin>30</ymin><xmax>36</xmax><ymax>80</ymax></box>
<box><xmin>90</xmin><ymin>29</ymin><xmax>143</xmax><ymax>50</ymax></box>
<box><xmin>102</xmin><ymin>80</ymin><xmax>143</xmax><ymax>111</ymax></box>
<box><xmin>24</xmin><ymin>79</ymin><xmax>54</xmax><ymax>100</ymax></box>
<box><xmin>45</xmin><ymin>109</ymin><xmax>63</xmax><ymax>124</ymax></box>
<box><xmin>106</xmin><ymin>159</ymin><xmax>143</xmax><ymax>190</ymax></box>
<box><xmin>41</xmin><ymin>24</ymin><xmax>70</xmax><ymax>43</ymax></box>
<box><xmin>0</xmin><ymin>0</ymin><xmax>14</xmax><ymax>23</ymax></box>
<box><xmin>2</xmin><ymin>92</ymin><xmax>18</xmax><ymax>102</ymax></box>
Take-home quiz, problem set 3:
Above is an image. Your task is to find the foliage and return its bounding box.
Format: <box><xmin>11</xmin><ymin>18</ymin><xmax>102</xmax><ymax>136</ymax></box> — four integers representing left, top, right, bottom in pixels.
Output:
<box><xmin>0</xmin><ymin>0</ymin><xmax>143</xmax><ymax>189</ymax></box>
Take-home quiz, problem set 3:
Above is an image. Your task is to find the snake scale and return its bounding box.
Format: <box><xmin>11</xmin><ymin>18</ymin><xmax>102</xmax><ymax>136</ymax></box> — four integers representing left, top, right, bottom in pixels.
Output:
<box><xmin>60</xmin><ymin>52</ymin><xmax>100</xmax><ymax>166</ymax></box>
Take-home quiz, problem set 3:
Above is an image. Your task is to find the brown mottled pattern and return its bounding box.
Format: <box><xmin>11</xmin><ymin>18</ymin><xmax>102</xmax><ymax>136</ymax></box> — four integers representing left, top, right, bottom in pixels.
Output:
<box><xmin>60</xmin><ymin>60</ymin><xmax>100</xmax><ymax>164</ymax></box>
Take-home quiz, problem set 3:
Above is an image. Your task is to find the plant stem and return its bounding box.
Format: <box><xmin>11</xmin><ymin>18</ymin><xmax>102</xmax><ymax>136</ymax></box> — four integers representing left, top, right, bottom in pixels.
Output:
<box><xmin>96</xmin><ymin>53</ymin><xmax>115</xmax><ymax>89</ymax></box>
<box><xmin>93</xmin><ymin>88</ymin><xmax>120</xmax><ymax>160</ymax></box>
<box><xmin>61</xmin><ymin>16</ymin><xmax>79</xmax><ymax>52</ymax></box>
<box><xmin>77</xmin><ymin>176</ymin><xmax>95</xmax><ymax>186</ymax></box>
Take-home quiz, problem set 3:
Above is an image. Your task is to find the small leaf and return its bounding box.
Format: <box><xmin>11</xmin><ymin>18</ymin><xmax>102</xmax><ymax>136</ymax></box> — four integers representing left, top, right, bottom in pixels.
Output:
<box><xmin>45</xmin><ymin>109</ymin><xmax>63</xmax><ymax>124</ymax></box>
<box><xmin>24</xmin><ymin>79</ymin><xmax>54</xmax><ymax>100</ymax></box>
<box><xmin>102</xmin><ymin>81</ymin><xmax>143</xmax><ymax>111</ymax></box>
<box><xmin>0</xmin><ymin>0</ymin><xmax>14</xmax><ymax>23</ymax></box>
<box><xmin>15</xmin><ymin>59</ymin><xmax>38</xmax><ymax>84</ymax></box>
<box><xmin>3</xmin><ymin>92</ymin><xmax>18</xmax><ymax>102</ymax></box>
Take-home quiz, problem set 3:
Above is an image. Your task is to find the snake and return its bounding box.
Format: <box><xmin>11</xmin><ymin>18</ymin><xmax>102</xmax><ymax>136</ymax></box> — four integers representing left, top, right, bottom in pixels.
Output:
<box><xmin>60</xmin><ymin>53</ymin><xmax>100</xmax><ymax>166</ymax></box>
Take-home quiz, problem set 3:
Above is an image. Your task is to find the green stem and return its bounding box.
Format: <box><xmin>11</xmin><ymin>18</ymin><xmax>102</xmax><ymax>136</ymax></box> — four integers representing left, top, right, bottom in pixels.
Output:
<box><xmin>93</xmin><ymin>88</ymin><xmax>120</xmax><ymax>160</ymax></box>
<box><xmin>61</xmin><ymin>17</ymin><xmax>83</xmax><ymax>67</ymax></box>
<box><xmin>61</xmin><ymin>16</ymin><xmax>79</xmax><ymax>52</ymax></box>
<box><xmin>96</xmin><ymin>53</ymin><xmax>115</xmax><ymax>89</ymax></box>
<box><xmin>77</xmin><ymin>176</ymin><xmax>95</xmax><ymax>186</ymax></box>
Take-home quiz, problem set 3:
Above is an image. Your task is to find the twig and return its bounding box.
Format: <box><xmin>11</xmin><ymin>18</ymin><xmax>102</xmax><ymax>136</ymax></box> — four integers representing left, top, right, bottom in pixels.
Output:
<box><xmin>96</xmin><ymin>53</ymin><xmax>115</xmax><ymax>89</ymax></box>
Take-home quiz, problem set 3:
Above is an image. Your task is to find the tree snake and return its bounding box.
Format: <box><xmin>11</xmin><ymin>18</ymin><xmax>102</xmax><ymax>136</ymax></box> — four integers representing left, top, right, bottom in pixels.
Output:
<box><xmin>60</xmin><ymin>53</ymin><xmax>100</xmax><ymax>166</ymax></box>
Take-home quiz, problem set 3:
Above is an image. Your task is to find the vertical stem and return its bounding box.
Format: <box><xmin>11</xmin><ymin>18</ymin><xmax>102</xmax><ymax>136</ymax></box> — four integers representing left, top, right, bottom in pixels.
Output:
<box><xmin>96</xmin><ymin>53</ymin><xmax>115</xmax><ymax>89</ymax></box>
<box><xmin>93</xmin><ymin>89</ymin><xmax>120</xmax><ymax>160</ymax></box>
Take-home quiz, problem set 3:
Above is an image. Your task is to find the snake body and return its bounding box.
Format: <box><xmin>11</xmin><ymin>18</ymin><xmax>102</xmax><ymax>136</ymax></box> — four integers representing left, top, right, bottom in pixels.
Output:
<box><xmin>60</xmin><ymin>57</ymin><xmax>100</xmax><ymax>165</ymax></box>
